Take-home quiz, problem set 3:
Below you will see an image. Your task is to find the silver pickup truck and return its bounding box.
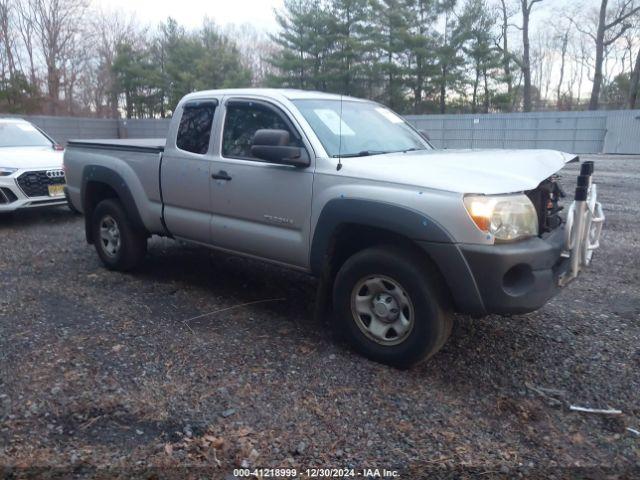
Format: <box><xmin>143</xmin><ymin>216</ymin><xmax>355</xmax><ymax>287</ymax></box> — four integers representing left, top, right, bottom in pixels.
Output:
<box><xmin>64</xmin><ymin>88</ymin><xmax>604</xmax><ymax>367</ymax></box>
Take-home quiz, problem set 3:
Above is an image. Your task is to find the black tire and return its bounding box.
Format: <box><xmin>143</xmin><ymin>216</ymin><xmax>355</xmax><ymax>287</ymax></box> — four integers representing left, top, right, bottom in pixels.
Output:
<box><xmin>91</xmin><ymin>198</ymin><xmax>147</xmax><ymax>271</ymax></box>
<box><xmin>333</xmin><ymin>246</ymin><xmax>453</xmax><ymax>368</ymax></box>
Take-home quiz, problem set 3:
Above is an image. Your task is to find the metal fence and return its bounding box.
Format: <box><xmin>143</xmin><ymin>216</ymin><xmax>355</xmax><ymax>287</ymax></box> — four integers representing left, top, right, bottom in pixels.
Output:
<box><xmin>4</xmin><ymin>109</ymin><xmax>640</xmax><ymax>154</ymax></box>
<box><xmin>1</xmin><ymin>115</ymin><xmax>171</xmax><ymax>145</ymax></box>
<box><xmin>405</xmin><ymin>110</ymin><xmax>640</xmax><ymax>154</ymax></box>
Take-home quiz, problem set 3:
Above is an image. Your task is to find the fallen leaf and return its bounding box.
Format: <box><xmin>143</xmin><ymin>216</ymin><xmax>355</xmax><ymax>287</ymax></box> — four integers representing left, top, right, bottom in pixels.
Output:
<box><xmin>204</xmin><ymin>435</ymin><xmax>224</xmax><ymax>449</ymax></box>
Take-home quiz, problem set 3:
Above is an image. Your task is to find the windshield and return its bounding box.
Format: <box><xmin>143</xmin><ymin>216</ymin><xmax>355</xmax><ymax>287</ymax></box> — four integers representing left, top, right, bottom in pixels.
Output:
<box><xmin>0</xmin><ymin>122</ymin><xmax>52</xmax><ymax>148</ymax></box>
<box><xmin>292</xmin><ymin>99</ymin><xmax>430</xmax><ymax>157</ymax></box>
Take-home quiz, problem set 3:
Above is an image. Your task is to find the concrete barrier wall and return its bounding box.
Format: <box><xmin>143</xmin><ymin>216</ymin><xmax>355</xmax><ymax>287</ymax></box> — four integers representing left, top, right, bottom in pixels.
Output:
<box><xmin>4</xmin><ymin>109</ymin><xmax>640</xmax><ymax>154</ymax></box>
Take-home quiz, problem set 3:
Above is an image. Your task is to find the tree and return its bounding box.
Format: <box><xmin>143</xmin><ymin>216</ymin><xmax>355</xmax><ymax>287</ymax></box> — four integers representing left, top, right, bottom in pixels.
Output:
<box><xmin>496</xmin><ymin>0</ymin><xmax>517</xmax><ymax>105</ymax></box>
<box><xmin>268</xmin><ymin>0</ymin><xmax>333</xmax><ymax>90</ymax></box>
<box><xmin>90</xmin><ymin>9</ymin><xmax>139</xmax><ymax>117</ymax></box>
<box><xmin>223</xmin><ymin>23</ymin><xmax>277</xmax><ymax>87</ymax></box>
<box><xmin>602</xmin><ymin>71</ymin><xmax>633</xmax><ymax>107</ymax></box>
<box><xmin>434</xmin><ymin>0</ymin><xmax>466</xmax><ymax>113</ymax></box>
<box><xmin>629</xmin><ymin>46</ymin><xmax>640</xmax><ymax>108</ymax></box>
<box><xmin>0</xmin><ymin>0</ymin><xmax>17</xmax><ymax>80</ymax></box>
<box><xmin>405</xmin><ymin>0</ymin><xmax>438</xmax><ymax>112</ymax></box>
<box><xmin>195</xmin><ymin>20</ymin><xmax>252</xmax><ymax>91</ymax></box>
<box><xmin>554</xmin><ymin>28</ymin><xmax>569</xmax><ymax>109</ymax></box>
<box><xmin>370</xmin><ymin>0</ymin><xmax>412</xmax><ymax>110</ymax></box>
<box><xmin>22</xmin><ymin>0</ymin><xmax>89</xmax><ymax>114</ymax></box>
<box><xmin>112</xmin><ymin>42</ymin><xmax>151</xmax><ymax>118</ymax></box>
<box><xmin>575</xmin><ymin>0</ymin><xmax>640</xmax><ymax>110</ymax></box>
<box><xmin>325</xmin><ymin>0</ymin><xmax>370</xmax><ymax>96</ymax></box>
<box><xmin>519</xmin><ymin>0</ymin><xmax>544</xmax><ymax>112</ymax></box>
<box><xmin>460</xmin><ymin>0</ymin><xmax>500</xmax><ymax>113</ymax></box>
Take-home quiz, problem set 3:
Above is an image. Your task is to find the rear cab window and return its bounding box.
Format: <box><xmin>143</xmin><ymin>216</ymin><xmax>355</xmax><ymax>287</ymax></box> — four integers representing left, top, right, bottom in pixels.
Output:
<box><xmin>222</xmin><ymin>100</ymin><xmax>303</xmax><ymax>160</ymax></box>
<box><xmin>176</xmin><ymin>101</ymin><xmax>217</xmax><ymax>154</ymax></box>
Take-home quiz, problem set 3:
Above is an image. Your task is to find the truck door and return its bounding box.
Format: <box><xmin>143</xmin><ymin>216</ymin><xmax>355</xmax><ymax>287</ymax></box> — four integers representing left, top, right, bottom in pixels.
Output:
<box><xmin>208</xmin><ymin>97</ymin><xmax>314</xmax><ymax>269</ymax></box>
<box><xmin>160</xmin><ymin>99</ymin><xmax>219</xmax><ymax>244</ymax></box>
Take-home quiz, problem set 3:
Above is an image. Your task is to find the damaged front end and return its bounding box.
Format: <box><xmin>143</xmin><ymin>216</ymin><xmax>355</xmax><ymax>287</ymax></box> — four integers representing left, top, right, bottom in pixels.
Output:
<box><xmin>527</xmin><ymin>160</ymin><xmax>605</xmax><ymax>287</ymax></box>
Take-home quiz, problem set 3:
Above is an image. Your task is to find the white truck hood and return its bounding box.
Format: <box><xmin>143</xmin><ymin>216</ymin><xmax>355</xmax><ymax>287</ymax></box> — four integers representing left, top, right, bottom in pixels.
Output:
<box><xmin>0</xmin><ymin>146</ymin><xmax>64</xmax><ymax>170</ymax></box>
<box><xmin>339</xmin><ymin>149</ymin><xmax>577</xmax><ymax>195</ymax></box>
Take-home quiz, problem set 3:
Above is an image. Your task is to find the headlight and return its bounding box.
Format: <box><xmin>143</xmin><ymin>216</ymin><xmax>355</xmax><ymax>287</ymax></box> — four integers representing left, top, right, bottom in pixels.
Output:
<box><xmin>0</xmin><ymin>167</ymin><xmax>17</xmax><ymax>176</ymax></box>
<box><xmin>464</xmin><ymin>193</ymin><xmax>538</xmax><ymax>241</ymax></box>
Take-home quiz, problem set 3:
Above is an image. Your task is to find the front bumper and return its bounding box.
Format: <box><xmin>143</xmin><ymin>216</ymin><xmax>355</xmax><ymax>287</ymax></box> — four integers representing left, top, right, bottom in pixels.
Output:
<box><xmin>459</xmin><ymin>228</ymin><xmax>568</xmax><ymax>315</ymax></box>
<box><xmin>0</xmin><ymin>169</ymin><xmax>68</xmax><ymax>212</ymax></box>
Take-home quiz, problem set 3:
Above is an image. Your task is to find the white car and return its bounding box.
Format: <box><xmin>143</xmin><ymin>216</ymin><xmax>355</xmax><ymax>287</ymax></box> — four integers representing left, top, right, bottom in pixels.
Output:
<box><xmin>0</xmin><ymin>118</ymin><xmax>67</xmax><ymax>212</ymax></box>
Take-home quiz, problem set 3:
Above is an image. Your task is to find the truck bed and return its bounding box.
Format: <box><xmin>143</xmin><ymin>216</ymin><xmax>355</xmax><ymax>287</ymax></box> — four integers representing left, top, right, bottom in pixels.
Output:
<box><xmin>66</xmin><ymin>138</ymin><xmax>165</xmax><ymax>153</ymax></box>
<box><xmin>64</xmin><ymin>138</ymin><xmax>166</xmax><ymax>235</ymax></box>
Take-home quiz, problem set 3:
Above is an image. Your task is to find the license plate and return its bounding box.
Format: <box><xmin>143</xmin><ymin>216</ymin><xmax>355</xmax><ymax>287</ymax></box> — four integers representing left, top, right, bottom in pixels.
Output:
<box><xmin>48</xmin><ymin>184</ymin><xmax>65</xmax><ymax>197</ymax></box>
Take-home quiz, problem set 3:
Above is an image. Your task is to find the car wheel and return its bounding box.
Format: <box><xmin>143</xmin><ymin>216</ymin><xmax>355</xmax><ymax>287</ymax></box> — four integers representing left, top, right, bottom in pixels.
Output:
<box><xmin>333</xmin><ymin>246</ymin><xmax>452</xmax><ymax>368</ymax></box>
<box><xmin>92</xmin><ymin>198</ymin><xmax>147</xmax><ymax>271</ymax></box>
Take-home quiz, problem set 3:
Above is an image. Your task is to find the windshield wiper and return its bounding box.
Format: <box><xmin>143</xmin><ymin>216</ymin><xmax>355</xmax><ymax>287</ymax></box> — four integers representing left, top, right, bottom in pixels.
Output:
<box><xmin>331</xmin><ymin>150</ymin><xmax>390</xmax><ymax>158</ymax></box>
<box><xmin>331</xmin><ymin>148</ymin><xmax>427</xmax><ymax>158</ymax></box>
<box><xmin>388</xmin><ymin>147</ymin><xmax>425</xmax><ymax>154</ymax></box>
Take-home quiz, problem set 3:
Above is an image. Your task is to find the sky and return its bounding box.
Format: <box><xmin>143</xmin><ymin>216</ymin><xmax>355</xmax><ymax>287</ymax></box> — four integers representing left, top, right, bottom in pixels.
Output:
<box><xmin>97</xmin><ymin>0</ymin><xmax>285</xmax><ymax>31</ymax></box>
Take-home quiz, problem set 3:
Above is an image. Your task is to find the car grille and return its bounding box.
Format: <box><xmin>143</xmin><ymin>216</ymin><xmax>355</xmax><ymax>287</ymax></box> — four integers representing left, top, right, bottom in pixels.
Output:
<box><xmin>16</xmin><ymin>170</ymin><xmax>65</xmax><ymax>198</ymax></box>
<box><xmin>0</xmin><ymin>187</ymin><xmax>17</xmax><ymax>204</ymax></box>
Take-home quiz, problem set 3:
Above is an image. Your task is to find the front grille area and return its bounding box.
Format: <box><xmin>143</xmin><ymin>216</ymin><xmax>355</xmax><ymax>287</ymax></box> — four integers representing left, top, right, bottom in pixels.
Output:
<box><xmin>16</xmin><ymin>170</ymin><xmax>65</xmax><ymax>197</ymax></box>
<box><xmin>526</xmin><ymin>176</ymin><xmax>566</xmax><ymax>234</ymax></box>
<box><xmin>0</xmin><ymin>187</ymin><xmax>18</xmax><ymax>203</ymax></box>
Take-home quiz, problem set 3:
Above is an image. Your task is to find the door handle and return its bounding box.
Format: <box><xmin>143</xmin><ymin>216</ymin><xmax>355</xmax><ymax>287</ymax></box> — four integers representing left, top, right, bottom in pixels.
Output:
<box><xmin>211</xmin><ymin>170</ymin><xmax>232</xmax><ymax>181</ymax></box>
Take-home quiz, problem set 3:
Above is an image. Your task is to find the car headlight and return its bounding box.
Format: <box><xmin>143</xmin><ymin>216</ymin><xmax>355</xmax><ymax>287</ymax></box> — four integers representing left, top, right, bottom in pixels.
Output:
<box><xmin>0</xmin><ymin>167</ymin><xmax>17</xmax><ymax>176</ymax></box>
<box><xmin>464</xmin><ymin>193</ymin><xmax>538</xmax><ymax>241</ymax></box>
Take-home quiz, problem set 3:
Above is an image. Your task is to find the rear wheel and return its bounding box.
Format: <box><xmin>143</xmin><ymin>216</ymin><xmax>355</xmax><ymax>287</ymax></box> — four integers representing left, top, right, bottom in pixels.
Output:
<box><xmin>92</xmin><ymin>199</ymin><xmax>147</xmax><ymax>271</ymax></box>
<box><xmin>333</xmin><ymin>246</ymin><xmax>452</xmax><ymax>368</ymax></box>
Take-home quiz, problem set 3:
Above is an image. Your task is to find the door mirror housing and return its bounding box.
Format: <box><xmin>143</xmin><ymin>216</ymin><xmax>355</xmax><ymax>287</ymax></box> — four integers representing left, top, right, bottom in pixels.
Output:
<box><xmin>250</xmin><ymin>129</ymin><xmax>310</xmax><ymax>167</ymax></box>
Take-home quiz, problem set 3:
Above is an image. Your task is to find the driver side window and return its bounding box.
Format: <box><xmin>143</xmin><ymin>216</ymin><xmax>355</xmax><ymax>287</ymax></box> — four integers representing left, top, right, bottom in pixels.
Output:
<box><xmin>222</xmin><ymin>101</ymin><xmax>302</xmax><ymax>159</ymax></box>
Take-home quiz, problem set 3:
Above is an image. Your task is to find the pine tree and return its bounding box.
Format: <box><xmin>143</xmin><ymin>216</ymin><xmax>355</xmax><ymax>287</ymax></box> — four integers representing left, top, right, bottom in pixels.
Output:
<box><xmin>405</xmin><ymin>0</ymin><xmax>439</xmax><ymax>112</ymax></box>
<box><xmin>370</xmin><ymin>0</ymin><xmax>412</xmax><ymax>110</ymax></box>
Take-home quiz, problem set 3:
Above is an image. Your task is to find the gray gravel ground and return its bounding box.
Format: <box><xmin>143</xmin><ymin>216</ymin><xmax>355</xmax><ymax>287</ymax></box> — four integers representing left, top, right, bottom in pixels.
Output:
<box><xmin>0</xmin><ymin>154</ymin><xmax>639</xmax><ymax>478</ymax></box>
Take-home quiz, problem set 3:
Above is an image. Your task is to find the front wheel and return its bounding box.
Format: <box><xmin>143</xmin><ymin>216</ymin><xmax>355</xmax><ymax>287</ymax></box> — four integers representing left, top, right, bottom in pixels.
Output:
<box><xmin>91</xmin><ymin>199</ymin><xmax>147</xmax><ymax>271</ymax></box>
<box><xmin>333</xmin><ymin>246</ymin><xmax>452</xmax><ymax>368</ymax></box>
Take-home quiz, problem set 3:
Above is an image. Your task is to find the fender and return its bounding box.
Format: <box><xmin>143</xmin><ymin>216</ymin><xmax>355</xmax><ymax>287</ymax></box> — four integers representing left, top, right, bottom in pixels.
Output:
<box><xmin>310</xmin><ymin>198</ymin><xmax>453</xmax><ymax>274</ymax></box>
<box><xmin>81</xmin><ymin>165</ymin><xmax>147</xmax><ymax>243</ymax></box>
<box><xmin>309</xmin><ymin>198</ymin><xmax>486</xmax><ymax>315</ymax></box>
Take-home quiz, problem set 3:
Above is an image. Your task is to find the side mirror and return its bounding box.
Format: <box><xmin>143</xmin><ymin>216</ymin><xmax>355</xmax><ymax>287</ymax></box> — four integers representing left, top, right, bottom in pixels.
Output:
<box><xmin>250</xmin><ymin>129</ymin><xmax>310</xmax><ymax>167</ymax></box>
<box><xmin>419</xmin><ymin>130</ymin><xmax>430</xmax><ymax>141</ymax></box>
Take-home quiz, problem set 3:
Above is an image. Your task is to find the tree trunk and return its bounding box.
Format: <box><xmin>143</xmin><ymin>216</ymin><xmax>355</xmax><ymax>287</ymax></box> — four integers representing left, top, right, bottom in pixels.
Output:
<box><xmin>440</xmin><ymin>64</ymin><xmax>447</xmax><ymax>114</ymax></box>
<box><xmin>556</xmin><ymin>32</ymin><xmax>568</xmax><ymax>110</ymax></box>
<box><xmin>47</xmin><ymin>63</ymin><xmax>60</xmax><ymax>115</ymax></box>
<box><xmin>125</xmin><ymin>91</ymin><xmax>133</xmax><ymax>119</ymax></box>
<box><xmin>483</xmin><ymin>67</ymin><xmax>490</xmax><ymax>113</ymax></box>
<box><xmin>628</xmin><ymin>47</ymin><xmax>640</xmax><ymax>109</ymax></box>
<box><xmin>589</xmin><ymin>0</ymin><xmax>608</xmax><ymax>110</ymax></box>
<box><xmin>500</xmin><ymin>0</ymin><xmax>512</xmax><ymax>105</ymax></box>
<box><xmin>472</xmin><ymin>66</ymin><xmax>480</xmax><ymax>113</ymax></box>
<box><xmin>521</xmin><ymin>1</ymin><xmax>532</xmax><ymax>112</ymax></box>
